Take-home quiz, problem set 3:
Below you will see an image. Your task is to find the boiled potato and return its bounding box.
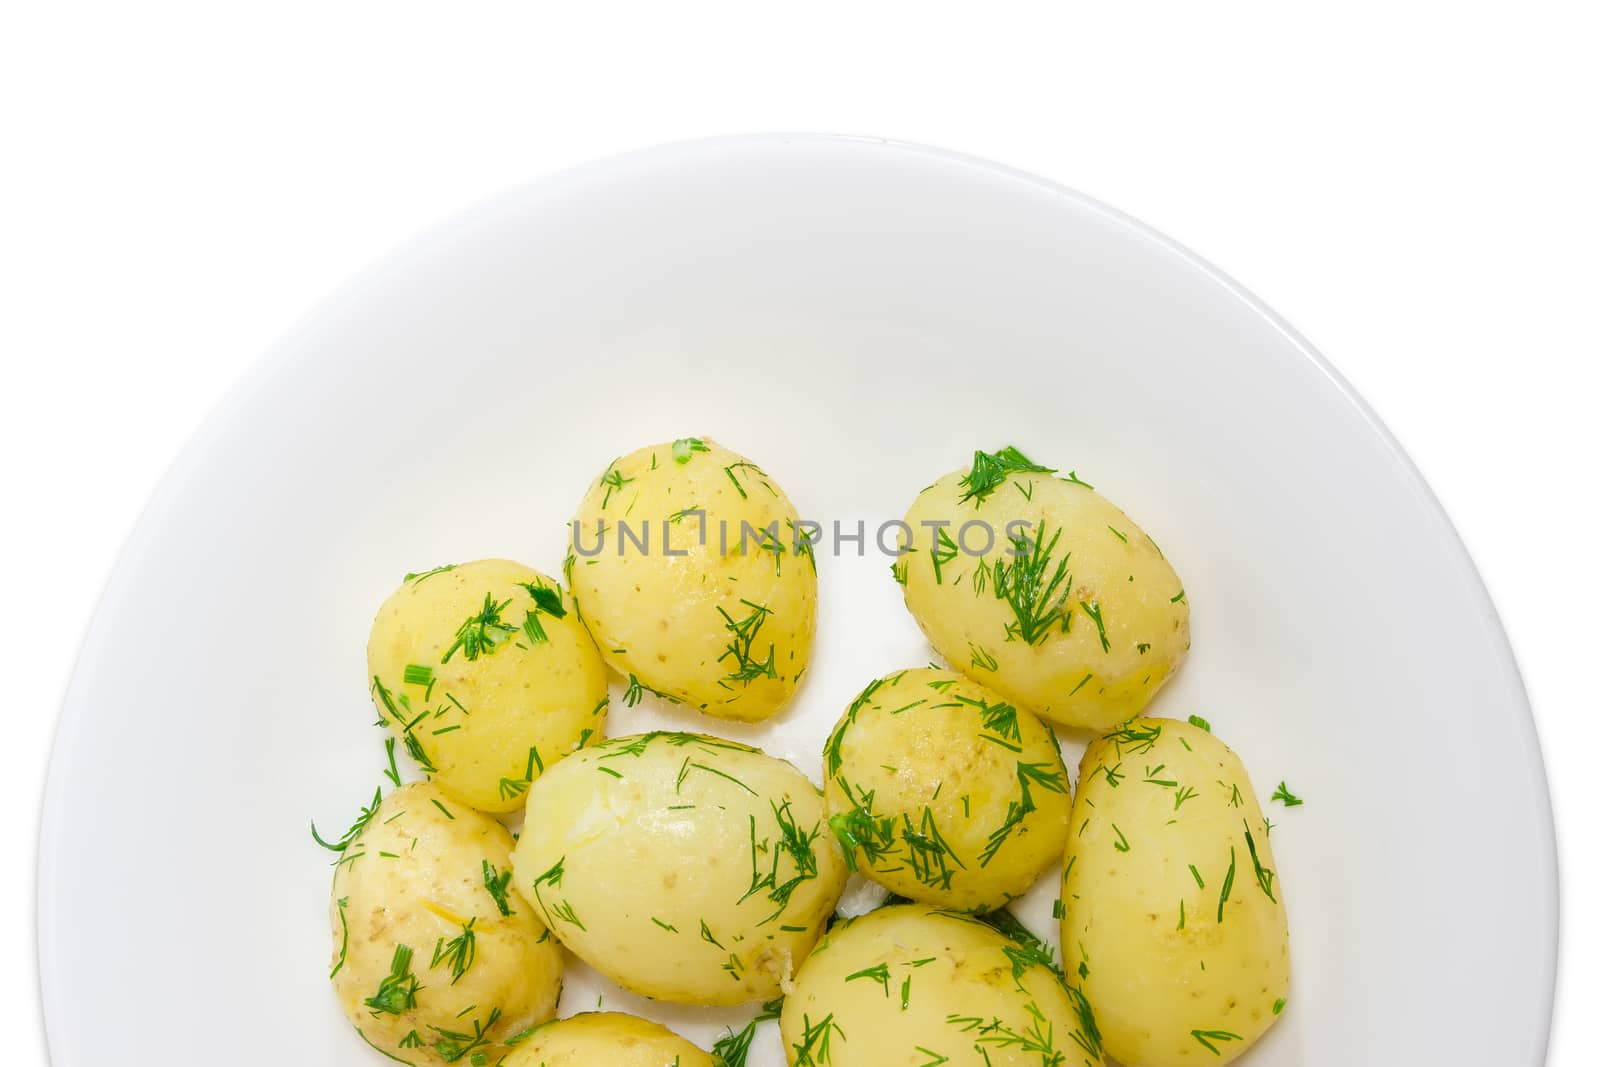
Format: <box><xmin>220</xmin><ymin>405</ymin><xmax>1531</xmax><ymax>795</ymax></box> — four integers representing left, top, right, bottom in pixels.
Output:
<box><xmin>502</xmin><ymin>1012</ymin><xmax>714</xmax><ymax>1067</ymax></box>
<box><xmin>822</xmin><ymin>667</ymin><xmax>1072</xmax><ymax>912</ymax></box>
<box><xmin>511</xmin><ymin>731</ymin><xmax>848</xmax><ymax>1005</ymax></box>
<box><xmin>782</xmin><ymin>904</ymin><xmax>1103</xmax><ymax>1067</ymax></box>
<box><xmin>567</xmin><ymin>438</ymin><xmax>816</xmax><ymax>722</ymax></box>
<box><xmin>898</xmin><ymin>447</ymin><xmax>1188</xmax><ymax>731</ymax></box>
<box><xmin>329</xmin><ymin>781</ymin><xmax>562</xmax><ymax>1066</ymax></box>
<box><xmin>368</xmin><ymin>558</ymin><xmax>608</xmax><ymax>813</ymax></box>
<box><xmin>1062</xmin><ymin>718</ymin><xmax>1289</xmax><ymax>1066</ymax></box>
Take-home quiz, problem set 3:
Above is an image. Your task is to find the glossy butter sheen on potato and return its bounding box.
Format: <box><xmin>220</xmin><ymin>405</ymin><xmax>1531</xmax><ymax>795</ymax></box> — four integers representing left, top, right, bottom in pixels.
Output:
<box><xmin>368</xmin><ymin>559</ymin><xmax>609</xmax><ymax>813</ymax></box>
<box><xmin>329</xmin><ymin>781</ymin><xmax>562</xmax><ymax>1066</ymax></box>
<box><xmin>898</xmin><ymin>448</ymin><xmax>1188</xmax><ymax>731</ymax></box>
<box><xmin>782</xmin><ymin>904</ymin><xmax>1104</xmax><ymax>1067</ymax></box>
<box><xmin>822</xmin><ymin>667</ymin><xmax>1072</xmax><ymax>912</ymax></box>
<box><xmin>501</xmin><ymin>1012</ymin><xmax>715</xmax><ymax>1067</ymax></box>
<box><xmin>511</xmin><ymin>732</ymin><xmax>848</xmax><ymax>1006</ymax></box>
<box><xmin>567</xmin><ymin>438</ymin><xmax>817</xmax><ymax>722</ymax></box>
<box><xmin>1062</xmin><ymin>718</ymin><xmax>1290</xmax><ymax>1066</ymax></box>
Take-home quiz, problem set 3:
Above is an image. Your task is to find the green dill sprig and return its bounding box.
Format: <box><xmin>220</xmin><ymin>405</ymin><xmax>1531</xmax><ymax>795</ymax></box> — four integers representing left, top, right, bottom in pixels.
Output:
<box><xmin>403</xmin><ymin>728</ymin><xmax>436</xmax><ymax>774</ymax></box>
<box><xmin>722</xmin><ymin>460</ymin><xmax>772</xmax><ymax>500</ymax></box>
<box><xmin>431</xmin><ymin>1006</ymin><xmax>501</xmax><ymax>1063</ymax></box>
<box><xmin>953</xmin><ymin>692</ymin><xmax>1023</xmax><ymax>749</ymax></box>
<box><xmin>598</xmin><ymin>461</ymin><xmax>634</xmax><ymax>509</ymax></box>
<box><xmin>527</xmin><ymin>856</ymin><xmax>585</xmax><ymax>930</ymax></box>
<box><xmin>381</xmin><ymin>737</ymin><xmax>402</xmax><ymax>787</ymax></box>
<box><xmin>898</xmin><ymin>806</ymin><xmax>965</xmax><ymax>890</ymax></box>
<box><xmin>741</xmin><ymin>801</ymin><xmax>822</xmax><ymax>921</ymax></box>
<box><xmin>310</xmin><ymin>787</ymin><xmax>383</xmax><ymax>853</ymax></box>
<box><xmin>930</xmin><ymin>526</ymin><xmax>960</xmax><ymax>584</ymax></box>
<box><xmin>958</xmin><ymin>446</ymin><xmax>1056</xmax><ymax>506</ymax></box>
<box><xmin>441</xmin><ymin>593</ymin><xmax>518</xmax><ymax>663</ymax></box>
<box><xmin>711</xmin><ymin>998</ymin><xmax>784</xmax><ymax>1067</ymax></box>
<box><xmin>1271</xmin><ymin>781</ymin><xmax>1304</xmax><ymax>807</ymax></box>
<box><xmin>1102</xmin><ymin>719</ymin><xmax>1162</xmax><ymax>756</ymax></box>
<box><xmin>519</xmin><ymin>579</ymin><xmax>567</xmax><ymax>619</ymax></box>
<box><xmin>825</xmin><ymin>679</ymin><xmax>883</xmax><ymax>776</ymax></box>
<box><xmin>975</xmin><ymin>908</ymin><xmax>1056</xmax><ymax>976</ymax></box>
<box><xmin>623</xmin><ymin>674</ymin><xmax>682</xmax><ymax>708</ymax></box>
<box><xmin>828</xmin><ymin>803</ymin><xmax>896</xmax><ymax>873</ymax></box>
<box><xmin>482</xmin><ymin>860</ymin><xmax>515</xmax><ymax>916</ymax></box>
<box><xmin>363</xmin><ymin>944</ymin><xmax>421</xmax><ymax>1015</ymax></box>
<box><xmin>1191</xmin><ymin>1029</ymin><xmax>1244</xmax><ymax>1056</ymax></box>
<box><xmin>372</xmin><ymin>675</ymin><xmax>412</xmax><ymax>730</ymax></box>
<box><xmin>496</xmin><ymin>746</ymin><xmax>543</xmax><ymax>801</ymax></box>
<box><xmin>717</xmin><ymin>600</ymin><xmax>777</xmax><ymax>686</ymax></box>
<box><xmin>373</xmin><ymin>676</ymin><xmax>438</xmax><ymax>774</ymax></box>
<box><xmin>330</xmin><ymin>896</ymin><xmax>351</xmax><ymax>979</ymax></box>
<box><xmin>676</xmin><ymin>755</ymin><xmax>757</xmax><ymax>796</ymax></box>
<box><xmin>430</xmin><ymin>918</ymin><xmax>477</xmax><ymax>984</ymax></box>
<box><xmin>791</xmin><ymin>1013</ymin><xmax>845</xmax><ymax>1067</ymax></box>
<box><xmin>968</xmin><ymin>909</ymin><xmax>1105</xmax><ymax>1062</ymax></box>
<box><xmin>829</xmin><ymin>780</ymin><xmax>966</xmax><ymax>892</ymax></box>
<box><xmin>404</xmin><ymin>563</ymin><xmax>455</xmax><ymax>584</ymax></box>
<box><xmin>845</xmin><ymin>962</ymin><xmax>891</xmax><ymax>994</ymax></box>
<box><xmin>980</xmin><ymin>761</ymin><xmax>1068</xmax><ymax>866</ymax></box>
<box><xmin>672</xmin><ymin>437</ymin><xmax>711</xmax><ymax>463</ymax></box>
<box><xmin>954</xmin><ymin>1001</ymin><xmax>1065</xmax><ymax>1061</ymax></box>
<box><xmin>1243</xmin><ymin>821</ymin><xmax>1277</xmax><ymax>901</ymax></box>
<box><xmin>1079</xmin><ymin>599</ymin><xmax>1110</xmax><ymax>653</ymax></box>
<box><xmin>1216</xmin><ymin>846</ymin><xmax>1237</xmax><ymax>923</ymax></box>
<box><xmin>992</xmin><ymin>522</ymin><xmax>1073</xmax><ymax>646</ymax></box>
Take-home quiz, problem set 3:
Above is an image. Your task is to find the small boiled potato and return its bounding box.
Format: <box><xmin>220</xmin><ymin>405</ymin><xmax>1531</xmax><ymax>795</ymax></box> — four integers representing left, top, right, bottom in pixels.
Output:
<box><xmin>1062</xmin><ymin>718</ymin><xmax>1290</xmax><ymax>1066</ymax></box>
<box><xmin>898</xmin><ymin>447</ymin><xmax>1189</xmax><ymax>731</ymax></box>
<box><xmin>821</xmin><ymin>668</ymin><xmax>1072</xmax><ymax>912</ymax></box>
<box><xmin>567</xmin><ymin>438</ymin><xmax>817</xmax><ymax>722</ymax></box>
<box><xmin>329</xmin><ymin>781</ymin><xmax>562</xmax><ymax>1066</ymax></box>
<box><xmin>782</xmin><ymin>904</ymin><xmax>1103</xmax><ymax>1067</ymax></box>
<box><xmin>368</xmin><ymin>559</ymin><xmax>608</xmax><ymax>813</ymax></box>
<box><xmin>511</xmin><ymin>732</ymin><xmax>848</xmax><ymax>1006</ymax></box>
<box><xmin>502</xmin><ymin>1012</ymin><xmax>715</xmax><ymax>1067</ymax></box>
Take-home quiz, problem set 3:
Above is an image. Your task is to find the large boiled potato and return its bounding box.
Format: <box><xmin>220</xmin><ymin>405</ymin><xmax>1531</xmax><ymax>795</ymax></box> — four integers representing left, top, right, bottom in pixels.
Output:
<box><xmin>1062</xmin><ymin>718</ymin><xmax>1290</xmax><ymax>1065</ymax></box>
<box><xmin>898</xmin><ymin>447</ymin><xmax>1188</xmax><ymax>731</ymax></box>
<box><xmin>368</xmin><ymin>558</ymin><xmax>608</xmax><ymax>813</ymax></box>
<box><xmin>511</xmin><ymin>732</ymin><xmax>848</xmax><ymax>1005</ymax></box>
<box><xmin>501</xmin><ymin>1012</ymin><xmax>714</xmax><ymax>1067</ymax></box>
<box><xmin>329</xmin><ymin>781</ymin><xmax>562</xmax><ymax>1066</ymax></box>
<box><xmin>567</xmin><ymin>438</ymin><xmax>816</xmax><ymax>722</ymax></box>
<box><xmin>822</xmin><ymin>667</ymin><xmax>1072</xmax><ymax>912</ymax></box>
<box><xmin>781</xmin><ymin>904</ymin><xmax>1103</xmax><ymax>1067</ymax></box>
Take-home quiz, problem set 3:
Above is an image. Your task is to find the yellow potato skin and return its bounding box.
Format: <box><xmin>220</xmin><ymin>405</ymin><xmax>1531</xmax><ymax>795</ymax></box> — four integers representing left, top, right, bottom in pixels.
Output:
<box><xmin>781</xmin><ymin>904</ymin><xmax>1104</xmax><ymax>1067</ymax></box>
<box><xmin>502</xmin><ymin>1012</ymin><xmax>714</xmax><ymax>1067</ymax></box>
<box><xmin>329</xmin><ymin>781</ymin><xmax>562</xmax><ymax>1067</ymax></box>
<box><xmin>1062</xmin><ymin>719</ymin><xmax>1290</xmax><ymax>1066</ymax></box>
<box><xmin>511</xmin><ymin>732</ymin><xmax>848</xmax><ymax>1006</ymax></box>
<box><xmin>567</xmin><ymin>438</ymin><xmax>817</xmax><ymax>722</ymax></box>
<box><xmin>899</xmin><ymin>460</ymin><xmax>1188</xmax><ymax>731</ymax></box>
<box><xmin>368</xmin><ymin>559</ymin><xmax>608</xmax><ymax>813</ymax></box>
<box><xmin>821</xmin><ymin>668</ymin><xmax>1072</xmax><ymax>912</ymax></box>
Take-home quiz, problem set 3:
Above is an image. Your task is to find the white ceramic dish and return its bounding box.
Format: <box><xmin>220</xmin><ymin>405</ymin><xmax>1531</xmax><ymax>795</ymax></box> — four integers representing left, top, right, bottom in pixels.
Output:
<box><xmin>37</xmin><ymin>135</ymin><xmax>1556</xmax><ymax>1066</ymax></box>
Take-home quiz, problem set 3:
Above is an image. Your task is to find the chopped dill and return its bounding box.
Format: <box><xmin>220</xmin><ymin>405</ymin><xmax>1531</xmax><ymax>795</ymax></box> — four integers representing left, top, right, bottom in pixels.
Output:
<box><xmin>958</xmin><ymin>446</ymin><xmax>1055</xmax><ymax>506</ymax></box>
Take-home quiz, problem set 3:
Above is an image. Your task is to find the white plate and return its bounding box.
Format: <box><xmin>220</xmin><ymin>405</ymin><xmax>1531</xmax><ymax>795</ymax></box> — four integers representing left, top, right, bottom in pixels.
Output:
<box><xmin>37</xmin><ymin>135</ymin><xmax>1556</xmax><ymax>1066</ymax></box>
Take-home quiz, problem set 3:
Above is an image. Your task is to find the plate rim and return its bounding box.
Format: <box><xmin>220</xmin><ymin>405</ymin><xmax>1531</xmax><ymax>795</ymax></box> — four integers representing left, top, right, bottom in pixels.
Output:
<box><xmin>34</xmin><ymin>132</ymin><xmax>1559</xmax><ymax>1065</ymax></box>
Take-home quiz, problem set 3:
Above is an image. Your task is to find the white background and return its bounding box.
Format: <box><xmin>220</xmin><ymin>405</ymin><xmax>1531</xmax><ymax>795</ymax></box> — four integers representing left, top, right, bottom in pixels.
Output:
<box><xmin>2</xmin><ymin>2</ymin><xmax>1593</xmax><ymax>1063</ymax></box>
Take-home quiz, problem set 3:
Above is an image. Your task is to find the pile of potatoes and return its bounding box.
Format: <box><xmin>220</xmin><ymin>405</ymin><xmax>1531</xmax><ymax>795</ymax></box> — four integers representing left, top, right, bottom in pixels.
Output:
<box><xmin>320</xmin><ymin>438</ymin><xmax>1290</xmax><ymax>1067</ymax></box>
